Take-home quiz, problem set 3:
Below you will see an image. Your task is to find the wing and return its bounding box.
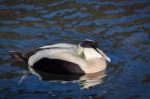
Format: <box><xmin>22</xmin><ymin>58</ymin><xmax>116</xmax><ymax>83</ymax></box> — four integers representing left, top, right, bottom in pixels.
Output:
<box><xmin>40</xmin><ymin>43</ymin><xmax>76</xmax><ymax>49</ymax></box>
<box><xmin>23</xmin><ymin>43</ymin><xmax>77</xmax><ymax>60</ymax></box>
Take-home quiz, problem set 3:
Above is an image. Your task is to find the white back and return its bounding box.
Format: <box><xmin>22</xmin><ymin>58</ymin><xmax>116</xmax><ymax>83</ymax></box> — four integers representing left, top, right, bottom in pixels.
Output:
<box><xmin>40</xmin><ymin>43</ymin><xmax>76</xmax><ymax>49</ymax></box>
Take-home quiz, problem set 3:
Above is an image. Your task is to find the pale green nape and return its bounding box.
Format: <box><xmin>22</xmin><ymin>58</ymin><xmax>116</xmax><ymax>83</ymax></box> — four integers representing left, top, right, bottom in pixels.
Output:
<box><xmin>76</xmin><ymin>45</ymin><xmax>85</xmax><ymax>59</ymax></box>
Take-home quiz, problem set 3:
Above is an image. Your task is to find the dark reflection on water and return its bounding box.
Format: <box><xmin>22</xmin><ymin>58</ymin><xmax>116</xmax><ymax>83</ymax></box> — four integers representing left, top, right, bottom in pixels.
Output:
<box><xmin>0</xmin><ymin>0</ymin><xmax>150</xmax><ymax>99</ymax></box>
<box><xmin>21</xmin><ymin>69</ymin><xmax>106</xmax><ymax>89</ymax></box>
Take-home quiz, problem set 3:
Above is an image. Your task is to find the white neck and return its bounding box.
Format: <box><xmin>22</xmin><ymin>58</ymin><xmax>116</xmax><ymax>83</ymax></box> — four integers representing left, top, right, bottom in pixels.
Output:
<box><xmin>83</xmin><ymin>48</ymin><xmax>102</xmax><ymax>60</ymax></box>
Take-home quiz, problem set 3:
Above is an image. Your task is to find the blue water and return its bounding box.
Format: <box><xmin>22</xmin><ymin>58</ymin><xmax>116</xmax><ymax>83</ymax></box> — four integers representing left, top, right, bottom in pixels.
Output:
<box><xmin>0</xmin><ymin>0</ymin><xmax>150</xmax><ymax>99</ymax></box>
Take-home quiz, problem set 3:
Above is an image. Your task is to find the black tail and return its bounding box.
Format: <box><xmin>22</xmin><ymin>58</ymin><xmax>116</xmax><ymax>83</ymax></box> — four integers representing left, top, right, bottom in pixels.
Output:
<box><xmin>9</xmin><ymin>51</ymin><xmax>27</xmax><ymax>63</ymax></box>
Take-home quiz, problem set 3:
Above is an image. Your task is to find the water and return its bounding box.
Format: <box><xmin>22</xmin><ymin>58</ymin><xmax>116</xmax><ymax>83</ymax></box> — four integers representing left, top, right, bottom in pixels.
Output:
<box><xmin>0</xmin><ymin>0</ymin><xmax>150</xmax><ymax>99</ymax></box>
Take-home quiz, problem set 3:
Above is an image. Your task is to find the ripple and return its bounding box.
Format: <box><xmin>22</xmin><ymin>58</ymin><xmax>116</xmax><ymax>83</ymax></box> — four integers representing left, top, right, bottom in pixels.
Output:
<box><xmin>94</xmin><ymin>13</ymin><xmax>150</xmax><ymax>26</ymax></box>
<box><xmin>63</xmin><ymin>12</ymin><xmax>92</xmax><ymax>19</ymax></box>
<box><xmin>104</xmin><ymin>8</ymin><xmax>125</xmax><ymax>14</ymax></box>
<box><xmin>0</xmin><ymin>0</ymin><xmax>150</xmax><ymax>98</ymax></box>
<box><xmin>42</xmin><ymin>9</ymin><xmax>75</xmax><ymax>19</ymax></box>
<box><xmin>47</xmin><ymin>0</ymin><xmax>68</xmax><ymax>7</ymax></box>
<box><xmin>135</xmin><ymin>6</ymin><xmax>150</xmax><ymax>13</ymax></box>
<box><xmin>0</xmin><ymin>26</ymin><xmax>61</xmax><ymax>34</ymax></box>
<box><xmin>0</xmin><ymin>20</ymin><xmax>19</xmax><ymax>25</ymax></box>
<box><xmin>18</xmin><ymin>16</ymin><xmax>41</xmax><ymax>22</ymax></box>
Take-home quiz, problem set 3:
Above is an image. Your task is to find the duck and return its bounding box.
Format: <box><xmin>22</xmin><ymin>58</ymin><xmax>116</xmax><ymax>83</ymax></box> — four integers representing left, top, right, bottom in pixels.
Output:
<box><xmin>9</xmin><ymin>39</ymin><xmax>111</xmax><ymax>74</ymax></box>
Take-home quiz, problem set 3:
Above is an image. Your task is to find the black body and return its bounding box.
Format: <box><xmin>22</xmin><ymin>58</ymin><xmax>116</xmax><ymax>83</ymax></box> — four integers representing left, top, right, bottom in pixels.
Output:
<box><xmin>32</xmin><ymin>58</ymin><xmax>85</xmax><ymax>74</ymax></box>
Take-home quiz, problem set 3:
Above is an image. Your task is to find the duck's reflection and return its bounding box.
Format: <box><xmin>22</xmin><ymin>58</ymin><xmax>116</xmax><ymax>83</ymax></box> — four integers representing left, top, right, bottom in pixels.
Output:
<box><xmin>21</xmin><ymin>67</ymin><xmax>107</xmax><ymax>89</ymax></box>
<box><xmin>78</xmin><ymin>71</ymin><xmax>106</xmax><ymax>89</ymax></box>
<box><xmin>11</xmin><ymin>58</ymin><xmax>107</xmax><ymax>89</ymax></box>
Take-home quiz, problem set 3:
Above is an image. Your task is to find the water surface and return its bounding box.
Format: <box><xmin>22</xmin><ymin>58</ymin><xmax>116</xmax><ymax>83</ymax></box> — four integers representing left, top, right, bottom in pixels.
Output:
<box><xmin>0</xmin><ymin>0</ymin><xmax>150</xmax><ymax>99</ymax></box>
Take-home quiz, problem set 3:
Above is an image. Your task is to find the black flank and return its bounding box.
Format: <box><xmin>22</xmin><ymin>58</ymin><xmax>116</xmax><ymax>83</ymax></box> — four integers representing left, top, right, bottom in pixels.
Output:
<box><xmin>32</xmin><ymin>58</ymin><xmax>85</xmax><ymax>74</ymax></box>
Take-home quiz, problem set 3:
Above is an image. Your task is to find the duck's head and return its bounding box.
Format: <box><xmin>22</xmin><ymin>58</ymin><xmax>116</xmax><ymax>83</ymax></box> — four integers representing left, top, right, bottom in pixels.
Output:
<box><xmin>77</xmin><ymin>39</ymin><xmax>111</xmax><ymax>62</ymax></box>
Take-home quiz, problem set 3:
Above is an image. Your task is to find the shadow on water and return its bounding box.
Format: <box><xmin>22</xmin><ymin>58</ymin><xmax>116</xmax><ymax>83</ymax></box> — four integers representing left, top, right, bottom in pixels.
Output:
<box><xmin>0</xmin><ymin>0</ymin><xmax>150</xmax><ymax>99</ymax></box>
<box><xmin>20</xmin><ymin>69</ymin><xmax>107</xmax><ymax>89</ymax></box>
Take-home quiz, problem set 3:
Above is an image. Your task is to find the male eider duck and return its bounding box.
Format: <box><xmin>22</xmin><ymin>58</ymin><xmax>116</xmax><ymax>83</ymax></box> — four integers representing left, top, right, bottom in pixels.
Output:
<box><xmin>9</xmin><ymin>39</ymin><xmax>111</xmax><ymax>74</ymax></box>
